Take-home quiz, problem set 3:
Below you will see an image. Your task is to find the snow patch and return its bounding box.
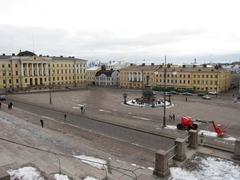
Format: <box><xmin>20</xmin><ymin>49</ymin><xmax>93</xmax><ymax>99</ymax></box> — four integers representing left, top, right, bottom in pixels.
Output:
<box><xmin>169</xmin><ymin>156</ymin><xmax>240</xmax><ymax>180</ymax></box>
<box><xmin>74</xmin><ymin>155</ymin><xmax>107</xmax><ymax>170</ymax></box>
<box><xmin>54</xmin><ymin>174</ymin><xmax>69</xmax><ymax>180</ymax></box>
<box><xmin>224</xmin><ymin>137</ymin><xmax>236</xmax><ymax>141</ymax></box>
<box><xmin>147</xmin><ymin>167</ymin><xmax>154</xmax><ymax>171</ymax></box>
<box><xmin>164</xmin><ymin>125</ymin><xmax>177</xmax><ymax>130</ymax></box>
<box><xmin>199</xmin><ymin>130</ymin><xmax>217</xmax><ymax>137</ymax></box>
<box><xmin>84</xmin><ymin>176</ymin><xmax>98</xmax><ymax>180</ymax></box>
<box><xmin>8</xmin><ymin>167</ymin><xmax>44</xmax><ymax>180</ymax></box>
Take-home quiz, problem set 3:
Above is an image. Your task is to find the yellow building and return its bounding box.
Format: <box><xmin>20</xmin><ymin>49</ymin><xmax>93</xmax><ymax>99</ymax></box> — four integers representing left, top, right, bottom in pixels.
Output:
<box><xmin>0</xmin><ymin>51</ymin><xmax>87</xmax><ymax>91</ymax></box>
<box><xmin>119</xmin><ymin>63</ymin><xmax>160</xmax><ymax>89</ymax></box>
<box><xmin>120</xmin><ymin>64</ymin><xmax>231</xmax><ymax>93</ymax></box>
<box><xmin>86</xmin><ymin>66</ymin><xmax>101</xmax><ymax>85</ymax></box>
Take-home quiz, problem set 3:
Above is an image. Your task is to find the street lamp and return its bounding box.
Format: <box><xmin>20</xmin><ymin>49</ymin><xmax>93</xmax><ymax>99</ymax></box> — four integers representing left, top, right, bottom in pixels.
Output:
<box><xmin>163</xmin><ymin>56</ymin><xmax>167</xmax><ymax>128</ymax></box>
<box><xmin>49</xmin><ymin>68</ymin><xmax>52</xmax><ymax>104</ymax></box>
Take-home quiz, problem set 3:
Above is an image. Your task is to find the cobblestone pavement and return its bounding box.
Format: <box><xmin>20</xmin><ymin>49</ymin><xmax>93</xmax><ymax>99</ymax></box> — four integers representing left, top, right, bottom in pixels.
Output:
<box><xmin>7</xmin><ymin>87</ymin><xmax>240</xmax><ymax>137</ymax></box>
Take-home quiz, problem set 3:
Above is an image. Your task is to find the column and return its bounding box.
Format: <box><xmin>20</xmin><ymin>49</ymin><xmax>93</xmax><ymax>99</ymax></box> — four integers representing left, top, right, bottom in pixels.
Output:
<box><xmin>37</xmin><ymin>63</ymin><xmax>39</xmax><ymax>76</ymax></box>
<box><xmin>128</xmin><ymin>72</ymin><xmax>131</xmax><ymax>81</ymax></box>
<box><xmin>31</xmin><ymin>63</ymin><xmax>34</xmax><ymax>76</ymax></box>
<box><xmin>137</xmin><ymin>72</ymin><xmax>139</xmax><ymax>81</ymax></box>
<box><xmin>26</xmin><ymin>64</ymin><xmax>29</xmax><ymax>76</ymax></box>
<box><xmin>21</xmin><ymin>63</ymin><xmax>24</xmax><ymax>76</ymax></box>
<box><xmin>41</xmin><ymin>64</ymin><xmax>44</xmax><ymax>76</ymax></box>
<box><xmin>132</xmin><ymin>72</ymin><xmax>134</xmax><ymax>82</ymax></box>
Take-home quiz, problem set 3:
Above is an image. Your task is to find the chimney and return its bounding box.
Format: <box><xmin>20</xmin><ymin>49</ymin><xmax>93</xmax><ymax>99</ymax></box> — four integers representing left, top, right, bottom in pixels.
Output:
<box><xmin>130</xmin><ymin>63</ymin><xmax>134</xmax><ymax>66</ymax></box>
<box><xmin>12</xmin><ymin>53</ymin><xmax>15</xmax><ymax>56</ymax></box>
<box><xmin>142</xmin><ymin>63</ymin><xmax>145</xmax><ymax>66</ymax></box>
<box><xmin>193</xmin><ymin>65</ymin><xmax>196</xmax><ymax>68</ymax></box>
<box><xmin>167</xmin><ymin>64</ymin><xmax>171</xmax><ymax>68</ymax></box>
<box><xmin>203</xmin><ymin>64</ymin><xmax>207</xmax><ymax>68</ymax></box>
<box><xmin>182</xmin><ymin>65</ymin><xmax>186</xmax><ymax>68</ymax></box>
<box><xmin>39</xmin><ymin>54</ymin><xmax>42</xmax><ymax>57</ymax></box>
<box><xmin>60</xmin><ymin>55</ymin><xmax>63</xmax><ymax>58</ymax></box>
<box><xmin>2</xmin><ymin>53</ymin><xmax>5</xmax><ymax>56</ymax></box>
<box><xmin>151</xmin><ymin>63</ymin><xmax>154</xmax><ymax>66</ymax></box>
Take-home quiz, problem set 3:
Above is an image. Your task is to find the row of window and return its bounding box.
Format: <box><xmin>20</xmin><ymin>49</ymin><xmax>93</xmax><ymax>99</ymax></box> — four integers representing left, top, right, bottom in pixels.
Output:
<box><xmin>193</xmin><ymin>80</ymin><xmax>217</xmax><ymax>85</ymax></box>
<box><xmin>1</xmin><ymin>63</ymin><xmax>85</xmax><ymax>68</ymax></box>
<box><xmin>193</xmin><ymin>74</ymin><xmax>218</xmax><ymax>78</ymax></box>
<box><xmin>156</xmin><ymin>79</ymin><xmax>191</xmax><ymax>84</ymax></box>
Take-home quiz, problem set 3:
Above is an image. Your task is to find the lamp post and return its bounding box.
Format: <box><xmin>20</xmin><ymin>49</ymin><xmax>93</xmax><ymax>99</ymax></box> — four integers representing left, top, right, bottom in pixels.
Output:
<box><xmin>163</xmin><ymin>56</ymin><xmax>167</xmax><ymax>128</ymax></box>
<box><xmin>49</xmin><ymin>68</ymin><xmax>52</xmax><ymax>105</ymax></box>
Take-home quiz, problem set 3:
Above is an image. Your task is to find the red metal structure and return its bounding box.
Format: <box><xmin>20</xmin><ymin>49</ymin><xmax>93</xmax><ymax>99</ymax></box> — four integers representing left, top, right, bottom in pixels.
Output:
<box><xmin>177</xmin><ymin>116</ymin><xmax>198</xmax><ymax>130</ymax></box>
<box><xmin>177</xmin><ymin>117</ymin><xmax>226</xmax><ymax>137</ymax></box>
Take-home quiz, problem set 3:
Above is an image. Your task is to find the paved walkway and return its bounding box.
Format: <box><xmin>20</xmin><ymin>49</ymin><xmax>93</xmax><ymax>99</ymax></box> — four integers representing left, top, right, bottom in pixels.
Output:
<box><xmin>0</xmin><ymin>104</ymin><xmax>157</xmax><ymax>179</ymax></box>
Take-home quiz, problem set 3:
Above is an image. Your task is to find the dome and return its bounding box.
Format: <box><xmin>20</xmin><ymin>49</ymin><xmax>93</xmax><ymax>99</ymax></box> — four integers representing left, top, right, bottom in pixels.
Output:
<box><xmin>17</xmin><ymin>50</ymin><xmax>36</xmax><ymax>56</ymax></box>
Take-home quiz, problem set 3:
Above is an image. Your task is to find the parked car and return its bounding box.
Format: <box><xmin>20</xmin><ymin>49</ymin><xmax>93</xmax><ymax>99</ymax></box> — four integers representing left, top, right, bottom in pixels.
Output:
<box><xmin>197</xmin><ymin>93</ymin><xmax>205</xmax><ymax>97</ymax></box>
<box><xmin>170</xmin><ymin>91</ymin><xmax>179</xmax><ymax>95</ymax></box>
<box><xmin>208</xmin><ymin>91</ymin><xmax>218</xmax><ymax>95</ymax></box>
<box><xmin>202</xmin><ymin>95</ymin><xmax>211</xmax><ymax>100</ymax></box>
<box><xmin>181</xmin><ymin>92</ymin><xmax>193</xmax><ymax>96</ymax></box>
<box><xmin>0</xmin><ymin>95</ymin><xmax>6</xmax><ymax>101</ymax></box>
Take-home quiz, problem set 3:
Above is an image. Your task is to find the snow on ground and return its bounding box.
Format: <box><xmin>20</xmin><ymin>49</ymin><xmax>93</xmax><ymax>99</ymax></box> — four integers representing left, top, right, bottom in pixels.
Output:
<box><xmin>169</xmin><ymin>155</ymin><xmax>240</xmax><ymax>180</ymax></box>
<box><xmin>8</xmin><ymin>167</ymin><xmax>44</xmax><ymax>180</ymax></box>
<box><xmin>54</xmin><ymin>174</ymin><xmax>70</xmax><ymax>180</ymax></box>
<box><xmin>199</xmin><ymin>130</ymin><xmax>217</xmax><ymax>137</ymax></box>
<box><xmin>84</xmin><ymin>176</ymin><xmax>98</xmax><ymax>180</ymax></box>
<box><xmin>74</xmin><ymin>155</ymin><xmax>107</xmax><ymax>170</ymax></box>
<box><xmin>164</xmin><ymin>125</ymin><xmax>177</xmax><ymax>130</ymax></box>
<box><xmin>199</xmin><ymin>130</ymin><xmax>237</xmax><ymax>142</ymax></box>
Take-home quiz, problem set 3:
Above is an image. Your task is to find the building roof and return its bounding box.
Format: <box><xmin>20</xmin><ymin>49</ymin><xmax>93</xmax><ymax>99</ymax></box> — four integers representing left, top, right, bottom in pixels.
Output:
<box><xmin>17</xmin><ymin>50</ymin><xmax>36</xmax><ymax>56</ymax></box>
<box><xmin>96</xmin><ymin>70</ymin><xmax>118</xmax><ymax>77</ymax></box>
<box><xmin>120</xmin><ymin>64</ymin><xmax>228</xmax><ymax>73</ymax></box>
<box><xmin>120</xmin><ymin>64</ymin><xmax>160</xmax><ymax>71</ymax></box>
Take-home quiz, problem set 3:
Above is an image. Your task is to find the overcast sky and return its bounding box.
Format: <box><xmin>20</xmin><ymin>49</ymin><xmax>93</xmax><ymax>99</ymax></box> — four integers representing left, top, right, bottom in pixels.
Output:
<box><xmin>0</xmin><ymin>0</ymin><xmax>240</xmax><ymax>63</ymax></box>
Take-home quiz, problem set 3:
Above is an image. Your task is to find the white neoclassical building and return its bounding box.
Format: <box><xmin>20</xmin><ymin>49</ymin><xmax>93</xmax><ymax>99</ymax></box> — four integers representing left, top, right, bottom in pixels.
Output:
<box><xmin>95</xmin><ymin>66</ymin><xmax>119</xmax><ymax>86</ymax></box>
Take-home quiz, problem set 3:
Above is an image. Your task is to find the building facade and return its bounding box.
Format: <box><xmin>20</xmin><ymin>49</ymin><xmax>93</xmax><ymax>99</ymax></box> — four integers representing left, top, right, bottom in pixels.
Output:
<box><xmin>119</xmin><ymin>64</ymin><xmax>231</xmax><ymax>93</ymax></box>
<box><xmin>86</xmin><ymin>66</ymin><xmax>101</xmax><ymax>85</ymax></box>
<box><xmin>0</xmin><ymin>51</ymin><xmax>87</xmax><ymax>91</ymax></box>
<box><xmin>95</xmin><ymin>66</ymin><xmax>119</xmax><ymax>86</ymax></box>
<box><xmin>119</xmin><ymin>63</ymin><xmax>160</xmax><ymax>89</ymax></box>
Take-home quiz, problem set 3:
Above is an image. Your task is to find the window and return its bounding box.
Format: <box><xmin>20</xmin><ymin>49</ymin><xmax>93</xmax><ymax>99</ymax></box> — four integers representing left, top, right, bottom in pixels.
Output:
<box><xmin>16</xmin><ymin>71</ymin><xmax>18</xmax><ymax>75</ymax></box>
<box><xmin>9</xmin><ymin>79</ymin><xmax>11</xmax><ymax>83</ymax></box>
<box><xmin>16</xmin><ymin>79</ymin><xmax>19</xmax><ymax>83</ymax></box>
<box><xmin>25</xmin><ymin>79</ymin><xmax>27</xmax><ymax>83</ymax></box>
<box><xmin>3</xmin><ymin>80</ymin><xmax>6</xmax><ymax>84</ymax></box>
<box><xmin>193</xmin><ymin>80</ymin><xmax>196</xmax><ymax>84</ymax></box>
<box><xmin>202</xmin><ymin>75</ymin><xmax>204</xmax><ymax>78</ymax></box>
<box><xmin>15</xmin><ymin>64</ymin><xmax>18</xmax><ymax>68</ymax></box>
<box><xmin>2</xmin><ymin>64</ymin><xmax>4</xmax><ymax>68</ymax></box>
<box><xmin>8</xmin><ymin>64</ymin><xmax>10</xmax><ymax>68</ymax></box>
<box><xmin>194</xmin><ymin>75</ymin><xmax>196</xmax><ymax>78</ymax></box>
<box><xmin>188</xmin><ymin>75</ymin><xmax>190</xmax><ymax>78</ymax></box>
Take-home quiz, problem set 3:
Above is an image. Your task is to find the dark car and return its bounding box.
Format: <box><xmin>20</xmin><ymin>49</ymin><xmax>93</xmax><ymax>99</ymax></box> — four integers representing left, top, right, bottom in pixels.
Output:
<box><xmin>170</xmin><ymin>91</ymin><xmax>179</xmax><ymax>95</ymax></box>
<box><xmin>0</xmin><ymin>95</ymin><xmax>6</xmax><ymax>101</ymax></box>
<box><xmin>197</xmin><ymin>93</ymin><xmax>205</xmax><ymax>97</ymax></box>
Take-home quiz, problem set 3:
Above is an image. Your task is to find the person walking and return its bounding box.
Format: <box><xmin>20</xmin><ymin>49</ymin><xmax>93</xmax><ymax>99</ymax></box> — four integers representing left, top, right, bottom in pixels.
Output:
<box><xmin>185</xmin><ymin>97</ymin><xmax>188</xmax><ymax>102</ymax></box>
<box><xmin>64</xmin><ymin>113</ymin><xmax>67</xmax><ymax>122</ymax></box>
<box><xmin>0</xmin><ymin>102</ymin><xmax>1</xmax><ymax>109</ymax></box>
<box><xmin>172</xmin><ymin>113</ymin><xmax>175</xmax><ymax>121</ymax></box>
<box><xmin>40</xmin><ymin>119</ymin><xmax>44</xmax><ymax>128</ymax></box>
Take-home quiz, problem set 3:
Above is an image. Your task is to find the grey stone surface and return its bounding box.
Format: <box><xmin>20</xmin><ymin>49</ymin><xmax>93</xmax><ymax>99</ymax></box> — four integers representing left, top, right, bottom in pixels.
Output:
<box><xmin>188</xmin><ymin>130</ymin><xmax>198</xmax><ymax>149</ymax></box>
<box><xmin>173</xmin><ymin>138</ymin><xmax>186</xmax><ymax>162</ymax></box>
<box><xmin>153</xmin><ymin>149</ymin><xmax>170</xmax><ymax>178</ymax></box>
<box><xmin>0</xmin><ymin>168</ymin><xmax>10</xmax><ymax>180</ymax></box>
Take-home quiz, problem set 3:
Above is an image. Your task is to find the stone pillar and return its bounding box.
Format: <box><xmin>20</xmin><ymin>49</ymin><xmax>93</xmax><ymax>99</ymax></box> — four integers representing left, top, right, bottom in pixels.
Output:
<box><xmin>188</xmin><ymin>130</ymin><xmax>198</xmax><ymax>149</ymax></box>
<box><xmin>26</xmin><ymin>64</ymin><xmax>29</xmax><ymax>76</ymax></box>
<box><xmin>41</xmin><ymin>63</ymin><xmax>44</xmax><ymax>76</ymax></box>
<box><xmin>173</xmin><ymin>138</ymin><xmax>186</xmax><ymax>162</ymax></box>
<box><xmin>128</xmin><ymin>72</ymin><xmax>131</xmax><ymax>81</ymax></box>
<box><xmin>21</xmin><ymin>63</ymin><xmax>24</xmax><ymax>76</ymax></box>
<box><xmin>153</xmin><ymin>149</ymin><xmax>170</xmax><ymax>178</ymax></box>
<box><xmin>37</xmin><ymin>63</ymin><xmax>39</xmax><ymax>76</ymax></box>
<box><xmin>31</xmin><ymin>63</ymin><xmax>34</xmax><ymax>76</ymax></box>
<box><xmin>0</xmin><ymin>168</ymin><xmax>10</xmax><ymax>180</ymax></box>
<box><xmin>233</xmin><ymin>139</ymin><xmax>240</xmax><ymax>160</ymax></box>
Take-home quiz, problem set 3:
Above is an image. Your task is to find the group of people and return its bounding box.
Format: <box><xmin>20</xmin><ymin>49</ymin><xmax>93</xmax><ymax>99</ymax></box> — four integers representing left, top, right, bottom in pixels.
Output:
<box><xmin>169</xmin><ymin>113</ymin><xmax>176</xmax><ymax>120</ymax></box>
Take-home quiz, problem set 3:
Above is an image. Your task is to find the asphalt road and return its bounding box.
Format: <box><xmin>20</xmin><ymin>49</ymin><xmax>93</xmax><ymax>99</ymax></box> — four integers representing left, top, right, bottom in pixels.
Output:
<box><xmin>9</xmin><ymin>100</ymin><xmax>175</xmax><ymax>151</ymax></box>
